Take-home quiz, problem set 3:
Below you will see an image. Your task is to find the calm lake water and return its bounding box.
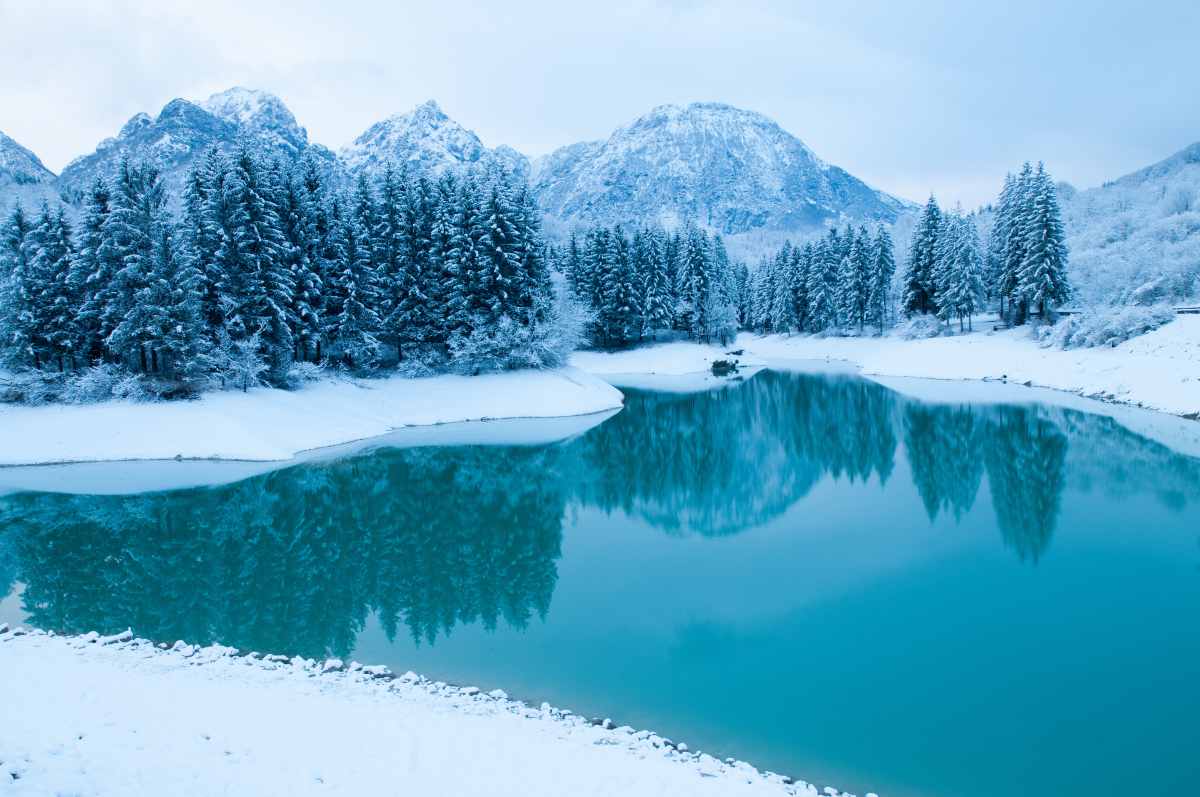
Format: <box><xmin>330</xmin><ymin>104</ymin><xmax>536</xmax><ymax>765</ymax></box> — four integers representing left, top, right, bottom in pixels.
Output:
<box><xmin>2</xmin><ymin>370</ymin><xmax>1198</xmax><ymax>797</ymax></box>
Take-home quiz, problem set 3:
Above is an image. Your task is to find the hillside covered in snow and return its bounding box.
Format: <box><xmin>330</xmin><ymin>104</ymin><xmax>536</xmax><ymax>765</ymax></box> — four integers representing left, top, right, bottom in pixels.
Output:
<box><xmin>532</xmin><ymin>102</ymin><xmax>912</xmax><ymax>244</ymax></box>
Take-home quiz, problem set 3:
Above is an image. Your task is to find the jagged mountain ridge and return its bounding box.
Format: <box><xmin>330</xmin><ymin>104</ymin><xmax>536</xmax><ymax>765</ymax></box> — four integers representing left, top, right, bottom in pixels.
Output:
<box><xmin>5</xmin><ymin>91</ymin><xmax>909</xmax><ymax>249</ymax></box>
<box><xmin>54</xmin><ymin>88</ymin><xmax>332</xmax><ymax>206</ymax></box>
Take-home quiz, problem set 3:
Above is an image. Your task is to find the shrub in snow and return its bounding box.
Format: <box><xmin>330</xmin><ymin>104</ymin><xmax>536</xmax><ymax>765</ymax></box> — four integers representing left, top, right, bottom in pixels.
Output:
<box><xmin>284</xmin><ymin>361</ymin><xmax>327</xmax><ymax>389</ymax></box>
<box><xmin>1039</xmin><ymin>305</ymin><xmax>1175</xmax><ymax>349</ymax></box>
<box><xmin>449</xmin><ymin>289</ymin><xmax>584</xmax><ymax>375</ymax></box>
<box><xmin>0</xmin><ymin>370</ymin><xmax>65</xmax><ymax>405</ymax></box>
<box><xmin>215</xmin><ymin>331</ymin><xmax>270</xmax><ymax>393</ymax></box>
<box><xmin>895</xmin><ymin>314</ymin><xmax>950</xmax><ymax>340</ymax></box>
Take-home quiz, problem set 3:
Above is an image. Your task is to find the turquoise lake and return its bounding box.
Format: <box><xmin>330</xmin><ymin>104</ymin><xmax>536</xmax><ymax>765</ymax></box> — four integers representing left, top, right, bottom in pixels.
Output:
<box><xmin>2</xmin><ymin>370</ymin><xmax>1198</xmax><ymax>796</ymax></box>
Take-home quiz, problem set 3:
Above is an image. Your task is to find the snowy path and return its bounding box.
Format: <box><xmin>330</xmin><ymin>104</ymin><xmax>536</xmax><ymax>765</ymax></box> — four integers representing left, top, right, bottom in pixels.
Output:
<box><xmin>0</xmin><ymin>627</ymin><xmax>832</xmax><ymax>797</ymax></box>
<box><xmin>0</xmin><ymin>367</ymin><xmax>624</xmax><ymax>467</ymax></box>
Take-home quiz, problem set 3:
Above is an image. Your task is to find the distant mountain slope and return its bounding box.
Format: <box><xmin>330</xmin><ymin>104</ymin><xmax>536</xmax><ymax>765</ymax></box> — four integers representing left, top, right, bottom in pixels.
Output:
<box><xmin>1060</xmin><ymin>141</ymin><xmax>1200</xmax><ymax>303</ymax></box>
<box><xmin>56</xmin><ymin>88</ymin><xmax>335</xmax><ymax>206</ymax></box>
<box><xmin>340</xmin><ymin>100</ymin><xmax>528</xmax><ymax>180</ymax></box>
<box><xmin>531</xmin><ymin>102</ymin><xmax>913</xmax><ymax>243</ymax></box>
<box><xmin>0</xmin><ymin>130</ymin><xmax>58</xmax><ymax>214</ymax></box>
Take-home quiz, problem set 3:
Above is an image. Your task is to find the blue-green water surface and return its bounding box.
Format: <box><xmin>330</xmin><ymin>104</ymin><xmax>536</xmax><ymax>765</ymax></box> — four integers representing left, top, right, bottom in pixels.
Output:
<box><xmin>2</xmin><ymin>371</ymin><xmax>1198</xmax><ymax>797</ymax></box>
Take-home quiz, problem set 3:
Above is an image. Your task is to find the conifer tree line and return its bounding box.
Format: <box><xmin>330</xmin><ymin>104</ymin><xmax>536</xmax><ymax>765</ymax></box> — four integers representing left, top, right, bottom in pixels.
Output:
<box><xmin>0</xmin><ymin>144</ymin><xmax>564</xmax><ymax>395</ymax></box>
<box><xmin>903</xmin><ymin>161</ymin><xmax>1070</xmax><ymax>329</ymax></box>
<box><xmin>745</xmin><ymin>224</ymin><xmax>896</xmax><ymax>336</ymax></box>
<box><xmin>554</xmin><ymin>224</ymin><xmax>746</xmax><ymax>347</ymax></box>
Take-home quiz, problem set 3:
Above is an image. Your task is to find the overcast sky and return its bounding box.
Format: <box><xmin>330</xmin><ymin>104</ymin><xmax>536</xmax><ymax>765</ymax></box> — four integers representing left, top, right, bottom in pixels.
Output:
<box><xmin>2</xmin><ymin>0</ymin><xmax>1197</xmax><ymax>206</ymax></box>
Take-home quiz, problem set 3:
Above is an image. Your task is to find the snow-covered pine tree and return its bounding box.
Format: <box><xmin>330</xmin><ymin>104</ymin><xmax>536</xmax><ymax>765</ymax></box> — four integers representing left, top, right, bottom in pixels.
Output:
<box><xmin>1000</xmin><ymin>162</ymin><xmax>1035</xmax><ymax>323</ymax></box>
<box><xmin>787</xmin><ymin>244</ymin><xmax>809</xmax><ymax>332</ymax></box>
<box><xmin>706</xmin><ymin>234</ymin><xmax>739</xmax><ymax>345</ymax></box>
<box><xmin>143</xmin><ymin>225</ymin><xmax>213</xmax><ymax>386</ymax></box>
<box><xmin>636</xmin><ymin>227</ymin><xmax>672</xmax><ymax>338</ymax></box>
<box><xmin>805</xmin><ymin>236</ymin><xmax>837</xmax><ymax>332</ymax></box>
<box><xmin>298</xmin><ymin>155</ymin><xmax>332</xmax><ymax>361</ymax></box>
<box><xmin>444</xmin><ymin>177</ymin><xmax>486</xmax><ymax>340</ymax></box>
<box><xmin>69</xmin><ymin>179</ymin><xmax>117</xmax><ymax>364</ymax></box>
<box><xmin>100</xmin><ymin>158</ymin><xmax>163</xmax><ymax>372</ymax></box>
<box><xmin>326</xmin><ymin>176</ymin><xmax>383</xmax><ymax>369</ymax></box>
<box><xmin>1017</xmin><ymin>163</ymin><xmax>1071</xmax><ymax>319</ymax></box>
<box><xmin>179</xmin><ymin>151</ymin><xmax>226</xmax><ymax>343</ymax></box>
<box><xmin>902</xmin><ymin>195</ymin><xmax>941</xmax><ymax>317</ymax></box>
<box><xmin>678</xmin><ymin>226</ymin><xmax>714</xmax><ymax>342</ymax></box>
<box><xmin>768</xmin><ymin>242</ymin><xmax>796</xmax><ymax>332</ymax></box>
<box><xmin>510</xmin><ymin>183</ymin><xmax>552</xmax><ymax>329</ymax></box>
<box><xmin>0</xmin><ymin>204</ymin><xmax>36</xmax><ymax>368</ymax></box>
<box><xmin>598</xmin><ymin>226</ymin><xmax>642</xmax><ymax>346</ymax></box>
<box><xmin>27</xmin><ymin>204</ymin><xmax>77</xmax><ymax>371</ymax></box>
<box><xmin>937</xmin><ymin>214</ymin><xmax>986</xmax><ymax>331</ymax></box>
<box><xmin>867</xmin><ymin>225</ymin><xmax>895</xmax><ymax>334</ymax></box>
<box><xmin>221</xmin><ymin>146</ymin><xmax>295</xmax><ymax>381</ymax></box>
<box><xmin>837</xmin><ymin>227</ymin><xmax>870</xmax><ymax>333</ymax></box>
<box><xmin>420</xmin><ymin>173</ymin><xmax>460</xmax><ymax>357</ymax></box>
<box><xmin>986</xmin><ymin>172</ymin><xmax>1016</xmax><ymax>313</ymax></box>
<box><xmin>277</xmin><ymin>161</ymin><xmax>322</xmax><ymax>363</ymax></box>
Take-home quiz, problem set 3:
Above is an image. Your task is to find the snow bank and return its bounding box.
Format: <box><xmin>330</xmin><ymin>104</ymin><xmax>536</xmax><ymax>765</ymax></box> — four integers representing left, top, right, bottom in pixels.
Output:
<box><xmin>570</xmin><ymin>319</ymin><xmax>1200</xmax><ymax>419</ymax></box>
<box><xmin>0</xmin><ymin>367</ymin><xmax>623</xmax><ymax>467</ymax></box>
<box><xmin>741</xmin><ymin>317</ymin><xmax>1200</xmax><ymax>418</ymax></box>
<box><xmin>0</xmin><ymin>628</ymin><xmax>845</xmax><ymax>797</ymax></box>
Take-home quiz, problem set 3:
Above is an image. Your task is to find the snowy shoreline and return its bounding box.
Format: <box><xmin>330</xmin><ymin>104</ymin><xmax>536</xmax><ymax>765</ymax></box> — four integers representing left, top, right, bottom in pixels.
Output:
<box><xmin>0</xmin><ymin>625</ymin><xmax>858</xmax><ymax>797</ymax></box>
<box><xmin>0</xmin><ymin>366</ymin><xmax>624</xmax><ymax>469</ymax></box>
<box><xmin>1</xmin><ymin>318</ymin><xmax>1197</xmax><ymax>473</ymax></box>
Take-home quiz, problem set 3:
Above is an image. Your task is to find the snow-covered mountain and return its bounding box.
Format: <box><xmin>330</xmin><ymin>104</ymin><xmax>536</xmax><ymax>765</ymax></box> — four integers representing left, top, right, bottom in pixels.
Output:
<box><xmin>0</xmin><ymin>130</ymin><xmax>58</xmax><ymax>213</ymax></box>
<box><xmin>1058</xmin><ymin>140</ymin><xmax>1200</xmax><ymax>303</ymax></box>
<box><xmin>56</xmin><ymin>89</ymin><xmax>333</xmax><ymax>206</ymax></box>
<box><xmin>200</xmin><ymin>87</ymin><xmax>309</xmax><ymax>156</ymax></box>
<box><xmin>531</xmin><ymin>102</ymin><xmax>913</xmax><ymax>244</ymax></box>
<box><xmin>339</xmin><ymin>100</ymin><xmax>527</xmax><ymax>180</ymax></box>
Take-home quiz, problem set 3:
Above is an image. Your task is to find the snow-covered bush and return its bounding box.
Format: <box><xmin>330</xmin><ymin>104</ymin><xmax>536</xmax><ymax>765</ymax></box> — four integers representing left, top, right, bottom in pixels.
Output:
<box><xmin>1038</xmin><ymin>305</ymin><xmax>1175</xmax><ymax>349</ymax></box>
<box><xmin>0</xmin><ymin>365</ymin><xmax>162</xmax><ymax>405</ymax></box>
<box><xmin>0</xmin><ymin>370</ymin><xmax>65</xmax><ymax>405</ymax></box>
<box><xmin>59</xmin><ymin>364</ymin><xmax>125</xmax><ymax>404</ymax></box>
<box><xmin>215</xmin><ymin>331</ymin><xmax>269</xmax><ymax>393</ymax></box>
<box><xmin>284</xmin><ymin>361</ymin><xmax>328</xmax><ymax>389</ymax></box>
<box><xmin>449</xmin><ymin>289</ymin><xmax>584</xmax><ymax>375</ymax></box>
<box><xmin>895</xmin><ymin>314</ymin><xmax>950</xmax><ymax>340</ymax></box>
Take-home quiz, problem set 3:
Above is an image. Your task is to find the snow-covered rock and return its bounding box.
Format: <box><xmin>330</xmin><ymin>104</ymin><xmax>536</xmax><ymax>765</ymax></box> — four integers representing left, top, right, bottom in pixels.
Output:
<box><xmin>532</xmin><ymin>102</ymin><xmax>913</xmax><ymax>242</ymax></box>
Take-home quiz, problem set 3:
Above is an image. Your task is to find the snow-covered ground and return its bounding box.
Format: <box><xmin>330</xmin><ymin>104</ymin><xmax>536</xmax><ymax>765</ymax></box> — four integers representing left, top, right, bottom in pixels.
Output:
<box><xmin>0</xmin><ymin>367</ymin><xmax>623</xmax><ymax>467</ymax></box>
<box><xmin>744</xmin><ymin>317</ymin><xmax>1200</xmax><ymax>418</ymax></box>
<box><xmin>572</xmin><ymin>317</ymin><xmax>1200</xmax><ymax>418</ymax></box>
<box><xmin>0</xmin><ymin>627</ymin><xmax>843</xmax><ymax>797</ymax></box>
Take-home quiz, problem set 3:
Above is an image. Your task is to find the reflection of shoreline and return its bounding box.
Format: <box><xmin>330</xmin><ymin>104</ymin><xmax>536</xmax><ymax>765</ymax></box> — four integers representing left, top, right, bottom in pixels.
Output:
<box><xmin>4</xmin><ymin>371</ymin><xmax>1200</xmax><ymax>659</ymax></box>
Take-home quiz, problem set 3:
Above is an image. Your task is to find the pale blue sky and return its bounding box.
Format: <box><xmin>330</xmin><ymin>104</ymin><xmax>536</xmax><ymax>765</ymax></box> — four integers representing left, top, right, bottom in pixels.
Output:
<box><xmin>2</xmin><ymin>0</ymin><xmax>1196</xmax><ymax>206</ymax></box>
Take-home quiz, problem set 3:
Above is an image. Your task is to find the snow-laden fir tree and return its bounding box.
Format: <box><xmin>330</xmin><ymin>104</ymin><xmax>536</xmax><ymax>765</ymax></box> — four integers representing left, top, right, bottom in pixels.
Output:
<box><xmin>0</xmin><ymin>205</ymin><xmax>36</xmax><ymax>368</ymax></box>
<box><xmin>69</xmin><ymin>179</ymin><xmax>116</xmax><ymax>363</ymax></box>
<box><xmin>935</xmin><ymin>213</ymin><xmax>986</xmax><ymax>331</ymax></box>
<box><xmin>1017</xmin><ymin>162</ymin><xmax>1071</xmax><ymax>318</ymax></box>
<box><xmin>902</xmin><ymin>195</ymin><xmax>941</xmax><ymax>317</ymax></box>
<box><xmin>867</xmin><ymin>226</ymin><xmax>895</xmax><ymax>334</ymax></box>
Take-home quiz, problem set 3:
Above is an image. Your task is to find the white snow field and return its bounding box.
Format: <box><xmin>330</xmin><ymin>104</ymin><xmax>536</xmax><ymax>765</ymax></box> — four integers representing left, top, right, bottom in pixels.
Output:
<box><xmin>0</xmin><ymin>367</ymin><xmax>623</xmax><ymax>467</ymax></box>
<box><xmin>0</xmin><ymin>627</ymin><xmax>839</xmax><ymax>797</ymax></box>
<box><xmin>572</xmin><ymin>316</ymin><xmax>1200</xmax><ymax>418</ymax></box>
